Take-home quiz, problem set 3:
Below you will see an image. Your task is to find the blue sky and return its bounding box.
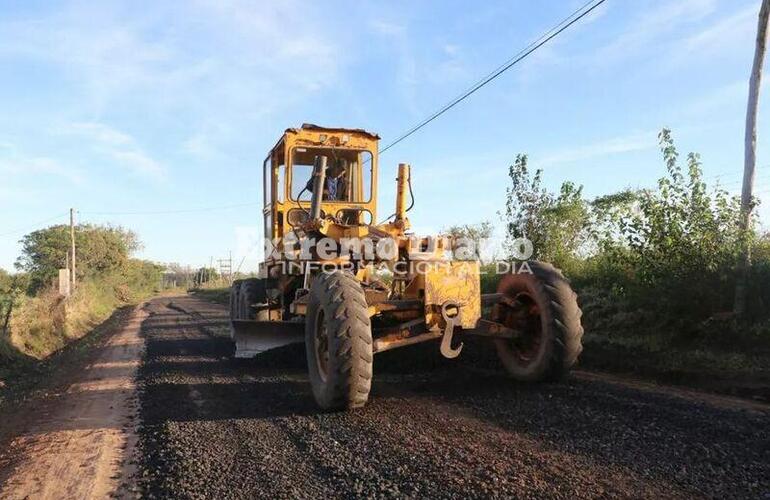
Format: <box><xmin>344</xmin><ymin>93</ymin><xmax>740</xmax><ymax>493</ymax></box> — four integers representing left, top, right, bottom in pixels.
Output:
<box><xmin>0</xmin><ymin>0</ymin><xmax>767</xmax><ymax>272</ymax></box>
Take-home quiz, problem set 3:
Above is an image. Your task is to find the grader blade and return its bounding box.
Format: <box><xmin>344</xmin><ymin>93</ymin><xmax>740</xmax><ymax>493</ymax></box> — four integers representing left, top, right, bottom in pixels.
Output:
<box><xmin>231</xmin><ymin>320</ymin><xmax>304</xmax><ymax>358</ymax></box>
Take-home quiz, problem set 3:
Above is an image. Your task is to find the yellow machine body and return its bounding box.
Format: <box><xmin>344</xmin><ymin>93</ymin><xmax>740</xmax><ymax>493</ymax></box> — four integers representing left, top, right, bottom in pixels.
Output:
<box><xmin>233</xmin><ymin>124</ymin><xmax>483</xmax><ymax>357</ymax></box>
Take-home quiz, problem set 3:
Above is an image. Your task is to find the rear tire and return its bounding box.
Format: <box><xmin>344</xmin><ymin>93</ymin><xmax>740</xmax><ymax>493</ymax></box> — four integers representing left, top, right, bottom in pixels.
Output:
<box><xmin>493</xmin><ymin>261</ymin><xmax>583</xmax><ymax>381</ymax></box>
<box><xmin>305</xmin><ymin>271</ymin><xmax>373</xmax><ymax>410</ymax></box>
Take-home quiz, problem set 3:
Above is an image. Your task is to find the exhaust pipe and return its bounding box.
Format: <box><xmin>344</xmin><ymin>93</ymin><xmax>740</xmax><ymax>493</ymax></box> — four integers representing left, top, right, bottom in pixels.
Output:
<box><xmin>395</xmin><ymin>163</ymin><xmax>410</xmax><ymax>223</ymax></box>
<box><xmin>310</xmin><ymin>155</ymin><xmax>327</xmax><ymax>220</ymax></box>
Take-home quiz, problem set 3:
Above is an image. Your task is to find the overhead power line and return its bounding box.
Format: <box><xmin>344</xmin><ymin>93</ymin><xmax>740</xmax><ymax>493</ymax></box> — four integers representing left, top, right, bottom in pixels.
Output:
<box><xmin>5</xmin><ymin>3</ymin><xmax>607</xmax><ymax>227</ymax></box>
<box><xmin>715</xmin><ymin>174</ymin><xmax>770</xmax><ymax>187</ymax></box>
<box><xmin>708</xmin><ymin>164</ymin><xmax>770</xmax><ymax>180</ymax></box>
<box><xmin>80</xmin><ymin>202</ymin><xmax>260</xmax><ymax>216</ymax></box>
<box><xmin>378</xmin><ymin>0</ymin><xmax>608</xmax><ymax>155</ymax></box>
<box><xmin>0</xmin><ymin>212</ymin><xmax>69</xmax><ymax>238</ymax></box>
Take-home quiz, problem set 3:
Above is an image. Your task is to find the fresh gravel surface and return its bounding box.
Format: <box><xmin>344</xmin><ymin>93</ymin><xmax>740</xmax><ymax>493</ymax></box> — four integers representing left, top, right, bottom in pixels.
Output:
<box><xmin>136</xmin><ymin>296</ymin><xmax>770</xmax><ymax>499</ymax></box>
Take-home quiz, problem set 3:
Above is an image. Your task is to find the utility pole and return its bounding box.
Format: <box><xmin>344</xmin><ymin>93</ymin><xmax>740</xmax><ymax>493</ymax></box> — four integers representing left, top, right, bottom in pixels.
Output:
<box><xmin>70</xmin><ymin>207</ymin><xmax>76</xmax><ymax>291</ymax></box>
<box><xmin>217</xmin><ymin>253</ymin><xmax>233</xmax><ymax>285</ymax></box>
<box><xmin>735</xmin><ymin>0</ymin><xmax>770</xmax><ymax>316</ymax></box>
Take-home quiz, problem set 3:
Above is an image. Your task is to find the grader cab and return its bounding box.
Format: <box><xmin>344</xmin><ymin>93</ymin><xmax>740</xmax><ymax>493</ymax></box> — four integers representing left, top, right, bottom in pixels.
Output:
<box><xmin>230</xmin><ymin>124</ymin><xmax>583</xmax><ymax>410</ymax></box>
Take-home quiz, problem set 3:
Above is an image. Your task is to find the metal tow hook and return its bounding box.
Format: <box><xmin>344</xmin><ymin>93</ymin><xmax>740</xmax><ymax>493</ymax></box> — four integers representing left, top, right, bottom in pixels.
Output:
<box><xmin>440</xmin><ymin>301</ymin><xmax>463</xmax><ymax>359</ymax></box>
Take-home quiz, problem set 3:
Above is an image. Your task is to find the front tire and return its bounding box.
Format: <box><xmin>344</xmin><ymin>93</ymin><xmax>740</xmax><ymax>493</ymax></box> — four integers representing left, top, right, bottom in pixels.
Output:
<box><xmin>493</xmin><ymin>261</ymin><xmax>583</xmax><ymax>381</ymax></box>
<box><xmin>305</xmin><ymin>271</ymin><xmax>373</xmax><ymax>410</ymax></box>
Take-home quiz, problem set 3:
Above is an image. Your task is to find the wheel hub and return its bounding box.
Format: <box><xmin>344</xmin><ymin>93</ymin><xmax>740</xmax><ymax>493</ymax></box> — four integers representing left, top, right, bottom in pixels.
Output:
<box><xmin>498</xmin><ymin>292</ymin><xmax>543</xmax><ymax>365</ymax></box>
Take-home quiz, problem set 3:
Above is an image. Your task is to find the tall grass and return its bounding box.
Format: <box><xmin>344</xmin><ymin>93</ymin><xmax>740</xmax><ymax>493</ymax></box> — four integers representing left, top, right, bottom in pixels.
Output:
<box><xmin>7</xmin><ymin>272</ymin><xmax>159</xmax><ymax>360</ymax></box>
<box><xmin>10</xmin><ymin>282</ymin><xmax>110</xmax><ymax>359</ymax></box>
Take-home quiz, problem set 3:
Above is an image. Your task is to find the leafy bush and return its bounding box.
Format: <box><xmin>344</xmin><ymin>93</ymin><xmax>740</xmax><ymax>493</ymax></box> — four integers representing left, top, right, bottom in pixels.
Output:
<box><xmin>749</xmin><ymin>233</ymin><xmax>770</xmax><ymax>317</ymax></box>
<box><xmin>599</xmin><ymin>130</ymin><xmax>747</xmax><ymax>317</ymax></box>
<box><xmin>502</xmin><ymin>129</ymin><xmax>767</xmax><ymax>323</ymax></box>
<box><xmin>2</xmin><ymin>224</ymin><xmax>163</xmax><ymax>359</ymax></box>
<box><xmin>443</xmin><ymin>221</ymin><xmax>494</xmax><ymax>262</ymax></box>
<box><xmin>501</xmin><ymin>154</ymin><xmax>591</xmax><ymax>276</ymax></box>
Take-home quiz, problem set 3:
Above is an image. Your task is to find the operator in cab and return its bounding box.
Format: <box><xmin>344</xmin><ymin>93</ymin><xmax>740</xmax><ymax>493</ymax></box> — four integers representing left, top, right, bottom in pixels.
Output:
<box><xmin>306</xmin><ymin>159</ymin><xmax>348</xmax><ymax>201</ymax></box>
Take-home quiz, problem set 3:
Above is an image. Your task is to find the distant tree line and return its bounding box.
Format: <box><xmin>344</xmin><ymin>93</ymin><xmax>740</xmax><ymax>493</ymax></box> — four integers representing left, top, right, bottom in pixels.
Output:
<box><xmin>7</xmin><ymin>223</ymin><xmax>162</xmax><ymax>301</ymax></box>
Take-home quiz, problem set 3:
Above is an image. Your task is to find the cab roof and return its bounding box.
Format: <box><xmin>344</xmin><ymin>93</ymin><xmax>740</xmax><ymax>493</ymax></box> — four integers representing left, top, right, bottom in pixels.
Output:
<box><xmin>286</xmin><ymin>123</ymin><xmax>380</xmax><ymax>140</ymax></box>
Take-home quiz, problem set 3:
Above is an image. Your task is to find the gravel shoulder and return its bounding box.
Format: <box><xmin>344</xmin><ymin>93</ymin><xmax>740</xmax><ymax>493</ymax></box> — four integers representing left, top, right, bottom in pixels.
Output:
<box><xmin>137</xmin><ymin>295</ymin><xmax>770</xmax><ymax>499</ymax></box>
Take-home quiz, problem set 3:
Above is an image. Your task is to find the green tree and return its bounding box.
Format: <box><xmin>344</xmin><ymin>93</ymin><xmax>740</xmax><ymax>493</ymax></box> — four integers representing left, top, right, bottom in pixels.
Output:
<box><xmin>501</xmin><ymin>154</ymin><xmax>591</xmax><ymax>269</ymax></box>
<box><xmin>193</xmin><ymin>267</ymin><xmax>218</xmax><ymax>287</ymax></box>
<box><xmin>0</xmin><ymin>270</ymin><xmax>29</xmax><ymax>338</ymax></box>
<box><xmin>443</xmin><ymin>221</ymin><xmax>494</xmax><ymax>262</ymax></box>
<box><xmin>16</xmin><ymin>224</ymin><xmax>141</xmax><ymax>292</ymax></box>
<box><xmin>0</xmin><ymin>268</ymin><xmax>11</xmax><ymax>291</ymax></box>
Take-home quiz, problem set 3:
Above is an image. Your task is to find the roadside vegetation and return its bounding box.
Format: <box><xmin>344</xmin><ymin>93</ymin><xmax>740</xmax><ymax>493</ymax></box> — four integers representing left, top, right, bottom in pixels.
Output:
<box><xmin>185</xmin><ymin>265</ymin><xmax>258</xmax><ymax>306</ymax></box>
<box><xmin>0</xmin><ymin>224</ymin><xmax>163</xmax><ymax>404</ymax></box>
<box><xmin>474</xmin><ymin>129</ymin><xmax>770</xmax><ymax>397</ymax></box>
<box><xmin>190</xmin><ymin>286</ymin><xmax>231</xmax><ymax>305</ymax></box>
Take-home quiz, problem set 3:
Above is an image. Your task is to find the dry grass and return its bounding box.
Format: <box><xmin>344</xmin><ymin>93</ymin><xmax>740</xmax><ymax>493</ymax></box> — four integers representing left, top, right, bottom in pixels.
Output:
<box><xmin>190</xmin><ymin>287</ymin><xmax>230</xmax><ymax>306</ymax></box>
<box><xmin>8</xmin><ymin>280</ymin><xmax>128</xmax><ymax>360</ymax></box>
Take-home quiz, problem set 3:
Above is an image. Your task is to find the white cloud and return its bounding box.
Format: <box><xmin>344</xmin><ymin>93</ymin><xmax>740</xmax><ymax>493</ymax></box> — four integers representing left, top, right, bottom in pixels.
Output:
<box><xmin>684</xmin><ymin>81</ymin><xmax>747</xmax><ymax>116</ymax></box>
<box><xmin>683</xmin><ymin>4</ymin><xmax>757</xmax><ymax>54</ymax></box>
<box><xmin>0</xmin><ymin>150</ymin><xmax>83</xmax><ymax>185</ymax></box>
<box><xmin>537</xmin><ymin>131</ymin><xmax>656</xmax><ymax>168</ymax></box>
<box><xmin>0</xmin><ymin>18</ymin><xmax>184</xmax><ymax>111</ymax></box>
<box><xmin>111</xmin><ymin>150</ymin><xmax>165</xmax><ymax>181</ymax></box>
<box><xmin>431</xmin><ymin>42</ymin><xmax>469</xmax><ymax>84</ymax></box>
<box><xmin>591</xmin><ymin>0</ymin><xmax>718</xmax><ymax>65</ymax></box>
<box><xmin>0</xmin><ymin>2</ymin><xmax>353</xmax><ymax>189</ymax></box>
<box><xmin>369</xmin><ymin>18</ymin><xmax>421</xmax><ymax>114</ymax></box>
<box><xmin>370</xmin><ymin>20</ymin><xmax>406</xmax><ymax>37</ymax></box>
<box><xmin>0</xmin><ymin>1</ymin><xmax>343</xmax><ymax>116</ymax></box>
<box><xmin>58</xmin><ymin>121</ymin><xmax>166</xmax><ymax>181</ymax></box>
<box><xmin>182</xmin><ymin>134</ymin><xmax>219</xmax><ymax>160</ymax></box>
<box><xmin>442</xmin><ymin>44</ymin><xmax>459</xmax><ymax>57</ymax></box>
<box><xmin>368</xmin><ymin>19</ymin><xmax>472</xmax><ymax>115</ymax></box>
<box><xmin>61</xmin><ymin>122</ymin><xmax>134</xmax><ymax>146</ymax></box>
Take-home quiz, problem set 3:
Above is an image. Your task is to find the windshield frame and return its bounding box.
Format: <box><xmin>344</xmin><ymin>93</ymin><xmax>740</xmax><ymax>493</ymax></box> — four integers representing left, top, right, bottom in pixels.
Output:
<box><xmin>288</xmin><ymin>146</ymin><xmax>374</xmax><ymax>203</ymax></box>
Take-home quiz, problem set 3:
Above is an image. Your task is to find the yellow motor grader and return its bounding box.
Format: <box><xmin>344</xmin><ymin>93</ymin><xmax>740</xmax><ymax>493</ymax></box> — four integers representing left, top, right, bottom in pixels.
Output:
<box><xmin>230</xmin><ymin>124</ymin><xmax>583</xmax><ymax>410</ymax></box>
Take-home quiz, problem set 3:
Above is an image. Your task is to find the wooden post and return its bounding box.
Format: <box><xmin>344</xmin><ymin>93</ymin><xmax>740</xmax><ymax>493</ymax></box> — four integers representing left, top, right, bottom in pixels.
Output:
<box><xmin>70</xmin><ymin>208</ymin><xmax>76</xmax><ymax>291</ymax></box>
<box><xmin>735</xmin><ymin>0</ymin><xmax>770</xmax><ymax>316</ymax></box>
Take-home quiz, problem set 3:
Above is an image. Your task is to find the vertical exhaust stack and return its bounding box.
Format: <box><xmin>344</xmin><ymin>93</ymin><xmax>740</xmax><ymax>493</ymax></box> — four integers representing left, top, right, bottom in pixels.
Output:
<box><xmin>395</xmin><ymin>163</ymin><xmax>410</xmax><ymax>224</ymax></box>
<box><xmin>310</xmin><ymin>155</ymin><xmax>328</xmax><ymax>220</ymax></box>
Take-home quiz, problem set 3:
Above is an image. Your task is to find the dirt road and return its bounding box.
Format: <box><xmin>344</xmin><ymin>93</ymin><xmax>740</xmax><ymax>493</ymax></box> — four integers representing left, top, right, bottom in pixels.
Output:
<box><xmin>0</xmin><ymin>305</ymin><xmax>145</xmax><ymax>499</ymax></box>
<box><xmin>1</xmin><ymin>295</ymin><xmax>769</xmax><ymax>498</ymax></box>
